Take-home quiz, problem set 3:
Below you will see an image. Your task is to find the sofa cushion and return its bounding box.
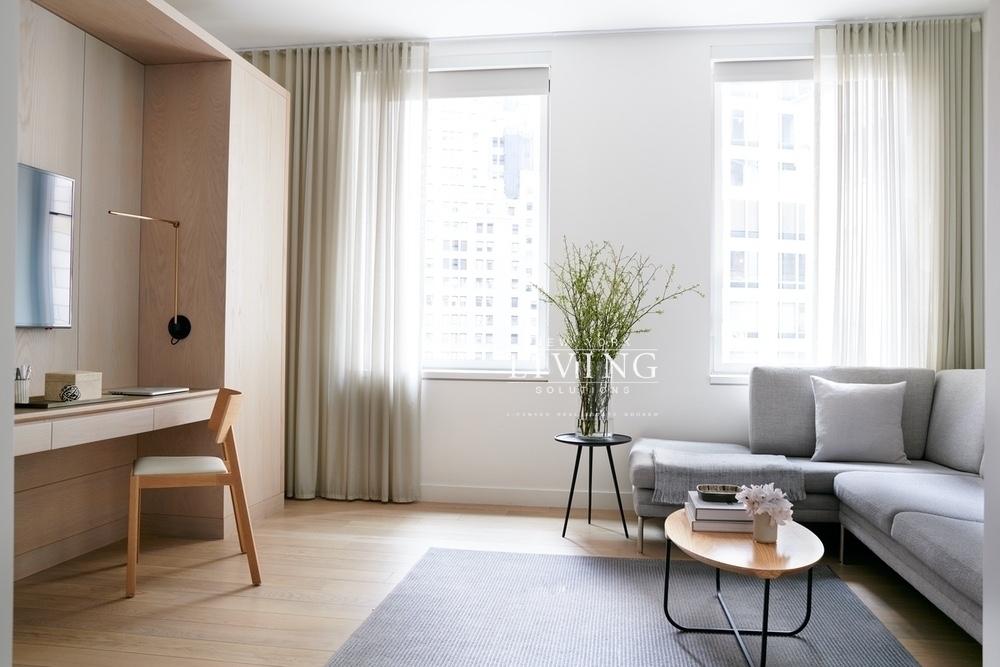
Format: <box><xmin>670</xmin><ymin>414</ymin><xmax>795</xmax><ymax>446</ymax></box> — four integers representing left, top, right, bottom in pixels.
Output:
<box><xmin>834</xmin><ymin>471</ymin><xmax>983</xmax><ymax>533</ymax></box>
<box><xmin>749</xmin><ymin>367</ymin><xmax>935</xmax><ymax>459</ymax></box>
<box><xmin>924</xmin><ymin>369</ymin><xmax>985</xmax><ymax>474</ymax></box>
<box><xmin>793</xmin><ymin>458</ymin><xmax>969</xmax><ymax>494</ymax></box>
<box><xmin>810</xmin><ymin>376</ymin><xmax>908</xmax><ymax>463</ymax></box>
<box><xmin>890</xmin><ymin>512</ymin><xmax>983</xmax><ymax>605</ymax></box>
<box><xmin>628</xmin><ymin>438</ymin><xmax>749</xmax><ymax>489</ymax></box>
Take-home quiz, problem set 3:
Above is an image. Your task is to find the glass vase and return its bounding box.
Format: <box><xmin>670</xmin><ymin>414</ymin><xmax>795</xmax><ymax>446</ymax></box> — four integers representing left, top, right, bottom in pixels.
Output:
<box><xmin>575</xmin><ymin>354</ymin><xmax>614</xmax><ymax>440</ymax></box>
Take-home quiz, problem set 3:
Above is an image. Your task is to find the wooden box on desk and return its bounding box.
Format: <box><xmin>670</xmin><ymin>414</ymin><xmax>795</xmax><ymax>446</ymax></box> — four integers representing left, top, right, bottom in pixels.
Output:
<box><xmin>43</xmin><ymin>371</ymin><xmax>102</xmax><ymax>401</ymax></box>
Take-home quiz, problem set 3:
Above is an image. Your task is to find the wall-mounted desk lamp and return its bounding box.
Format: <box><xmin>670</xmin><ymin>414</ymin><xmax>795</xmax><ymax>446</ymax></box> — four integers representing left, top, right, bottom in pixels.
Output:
<box><xmin>107</xmin><ymin>210</ymin><xmax>191</xmax><ymax>344</ymax></box>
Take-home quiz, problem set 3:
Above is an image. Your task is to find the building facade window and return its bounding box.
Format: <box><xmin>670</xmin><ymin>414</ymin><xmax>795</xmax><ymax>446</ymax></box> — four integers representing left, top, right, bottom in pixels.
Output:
<box><xmin>713</xmin><ymin>58</ymin><xmax>815</xmax><ymax>374</ymax></box>
<box><xmin>422</xmin><ymin>66</ymin><xmax>549</xmax><ymax>372</ymax></box>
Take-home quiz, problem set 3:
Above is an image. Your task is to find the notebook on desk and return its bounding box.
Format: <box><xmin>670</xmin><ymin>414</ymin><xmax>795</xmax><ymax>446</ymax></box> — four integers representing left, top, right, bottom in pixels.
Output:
<box><xmin>108</xmin><ymin>387</ymin><xmax>190</xmax><ymax>396</ymax></box>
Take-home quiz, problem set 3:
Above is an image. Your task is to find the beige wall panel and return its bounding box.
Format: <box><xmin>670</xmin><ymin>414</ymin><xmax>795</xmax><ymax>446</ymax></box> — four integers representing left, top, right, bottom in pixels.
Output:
<box><xmin>14</xmin><ymin>464</ymin><xmax>131</xmax><ymax>555</ymax></box>
<box><xmin>16</xmin><ymin>0</ymin><xmax>85</xmax><ymax>396</ymax></box>
<box><xmin>139</xmin><ymin>61</ymin><xmax>230</xmax><ymax>390</ymax></box>
<box><xmin>14</xmin><ymin>517</ymin><xmax>128</xmax><ymax>580</ymax></box>
<box><xmin>15</xmin><ymin>437</ymin><xmax>136</xmax><ymax>493</ymax></box>
<box><xmin>31</xmin><ymin>0</ymin><xmax>228</xmax><ymax>65</ymax></box>
<box><xmin>224</xmin><ymin>63</ymin><xmax>289</xmax><ymax>513</ymax></box>
<box><xmin>78</xmin><ymin>35</ymin><xmax>144</xmax><ymax>389</ymax></box>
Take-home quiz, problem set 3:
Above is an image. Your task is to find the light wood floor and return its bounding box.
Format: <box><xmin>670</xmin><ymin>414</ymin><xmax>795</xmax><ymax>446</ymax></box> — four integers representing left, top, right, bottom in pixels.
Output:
<box><xmin>12</xmin><ymin>500</ymin><xmax>982</xmax><ymax>666</ymax></box>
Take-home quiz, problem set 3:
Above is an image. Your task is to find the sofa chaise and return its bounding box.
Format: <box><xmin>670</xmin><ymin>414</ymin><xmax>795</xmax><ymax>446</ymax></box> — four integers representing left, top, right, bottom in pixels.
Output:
<box><xmin>628</xmin><ymin>366</ymin><xmax>985</xmax><ymax>641</ymax></box>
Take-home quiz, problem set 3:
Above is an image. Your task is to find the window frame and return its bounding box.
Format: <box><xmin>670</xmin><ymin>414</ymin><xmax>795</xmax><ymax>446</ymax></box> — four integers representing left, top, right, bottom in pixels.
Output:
<box><xmin>709</xmin><ymin>56</ymin><xmax>816</xmax><ymax>384</ymax></box>
<box><xmin>421</xmin><ymin>64</ymin><xmax>551</xmax><ymax>380</ymax></box>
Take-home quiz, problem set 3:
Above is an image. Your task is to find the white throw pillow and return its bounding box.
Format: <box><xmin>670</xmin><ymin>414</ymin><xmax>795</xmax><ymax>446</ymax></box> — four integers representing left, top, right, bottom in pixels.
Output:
<box><xmin>810</xmin><ymin>376</ymin><xmax>909</xmax><ymax>463</ymax></box>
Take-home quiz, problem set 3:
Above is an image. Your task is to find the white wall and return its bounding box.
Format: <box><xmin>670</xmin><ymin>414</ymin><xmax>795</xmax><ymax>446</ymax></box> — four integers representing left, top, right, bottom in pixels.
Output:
<box><xmin>1</xmin><ymin>0</ymin><xmax>16</xmax><ymax>660</ymax></box>
<box><xmin>421</xmin><ymin>25</ymin><xmax>813</xmax><ymax>508</ymax></box>
<box><xmin>984</xmin><ymin>4</ymin><xmax>999</xmax><ymax>666</ymax></box>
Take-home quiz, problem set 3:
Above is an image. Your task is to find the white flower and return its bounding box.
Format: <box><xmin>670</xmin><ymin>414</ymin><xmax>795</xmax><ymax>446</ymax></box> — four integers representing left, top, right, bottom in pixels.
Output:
<box><xmin>736</xmin><ymin>483</ymin><xmax>794</xmax><ymax>526</ymax></box>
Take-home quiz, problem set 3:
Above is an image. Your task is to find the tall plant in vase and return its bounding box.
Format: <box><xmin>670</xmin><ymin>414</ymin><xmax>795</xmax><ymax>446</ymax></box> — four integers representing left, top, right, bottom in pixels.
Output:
<box><xmin>536</xmin><ymin>239</ymin><xmax>701</xmax><ymax>440</ymax></box>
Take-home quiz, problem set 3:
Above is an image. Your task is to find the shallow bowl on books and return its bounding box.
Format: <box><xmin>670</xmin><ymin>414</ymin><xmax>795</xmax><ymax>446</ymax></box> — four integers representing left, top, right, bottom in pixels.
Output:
<box><xmin>696</xmin><ymin>483</ymin><xmax>740</xmax><ymax>504</ymax></box>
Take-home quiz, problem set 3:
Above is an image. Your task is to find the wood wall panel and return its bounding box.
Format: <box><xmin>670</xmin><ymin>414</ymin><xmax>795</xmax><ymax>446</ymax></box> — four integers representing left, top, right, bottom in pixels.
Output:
<box><xmin>139</xmin><ymin>62</ymin><xmax>230</xmax><ymax>391</ymax></box>
<box><xmin>15</xmin><ymin>437</ymin><xmax>136</xmax><ymax>493</ymax></box>
<box><xmin>224</xmin><ymin>63</ymin><xmax>289</xmax><ymax>516</ymax></box>
<box><xmin>15</xmin><ymin>0</ymin><xmax>85</xmax><ymax>396</ymax></box>
<box><xmin>77</xmin><ymin>35</ymin><xmax>144</xmax><ymax>389</ymax></box>
<box><xmin>15</xmin><ymin>464</ymin><xmax>131</xmax><ymax>555</ymax></box>
<box><xmin>14</xmin><ymin>2</ymin><xmax>145</xmax><ymax>580</ymax></box>
<box><xmin>13</xmin><ymin>437</ymin><xmax>136</xmax><ymax>579</ymax></box>
<box><xmin>31</xmin><ymin>0</ymin><xmax>228</xmax><ymax>65</ymax></box>
<box><xmin>138</xmin><ymin>61</ymin><xmax>232</xmax><ymax>536</ymax></box>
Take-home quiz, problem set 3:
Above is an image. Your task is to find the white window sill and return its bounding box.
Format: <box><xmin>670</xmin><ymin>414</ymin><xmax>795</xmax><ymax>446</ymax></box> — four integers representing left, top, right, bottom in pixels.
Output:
<box><xmin>422</xmin><ymin>369</ymin><xmax>550</xmax><ymax>382</ymax></box>
<box><xmin>709</xmin><ymin>373</ymin><xmax>750</xmax><ymax>386</ymax></box>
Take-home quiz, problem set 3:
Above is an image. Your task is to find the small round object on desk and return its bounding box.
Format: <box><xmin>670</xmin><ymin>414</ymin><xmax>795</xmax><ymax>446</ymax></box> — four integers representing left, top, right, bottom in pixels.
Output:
<box><xmin>60</xmin><ymin>384</ymin><xmax>81</xmax><ymax>402</ymax></box>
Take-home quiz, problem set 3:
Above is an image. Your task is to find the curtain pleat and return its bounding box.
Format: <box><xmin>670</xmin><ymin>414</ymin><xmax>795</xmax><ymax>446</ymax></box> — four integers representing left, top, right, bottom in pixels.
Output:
<box><xmin>818</xmin><ymin>19</ymin><xmax>983</xmax><ymax>369</ymax></box>
<box><xmin>245</xmin><ymin>43</ymin><xmax>427</xmax><ymax>502</ymax></box>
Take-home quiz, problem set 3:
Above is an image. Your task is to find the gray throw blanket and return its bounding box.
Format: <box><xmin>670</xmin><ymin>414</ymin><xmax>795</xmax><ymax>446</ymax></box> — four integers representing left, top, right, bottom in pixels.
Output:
<box><xmin>651</xmin><ymin>449</ymin><xmax>806</xmax><ymax>505</ymax></box>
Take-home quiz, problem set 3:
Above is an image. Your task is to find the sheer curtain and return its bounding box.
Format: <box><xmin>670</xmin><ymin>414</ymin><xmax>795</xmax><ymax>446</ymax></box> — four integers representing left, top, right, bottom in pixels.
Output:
<box><xmin>246</xmin><ymin>43</ymin><xmax>426</xmax><ymax>502</ymax></box>
<box><xmin>816</xmin><ymin>19</ymin><xmax>983</xmax><ymax>369</ymax></box>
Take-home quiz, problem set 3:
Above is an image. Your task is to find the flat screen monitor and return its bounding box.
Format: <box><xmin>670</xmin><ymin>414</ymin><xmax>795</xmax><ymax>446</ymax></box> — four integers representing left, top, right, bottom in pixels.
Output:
<box><xmin>15</xmin><ymin>163</ymin><xmax>74</xmax><ymax>328</ymax></box>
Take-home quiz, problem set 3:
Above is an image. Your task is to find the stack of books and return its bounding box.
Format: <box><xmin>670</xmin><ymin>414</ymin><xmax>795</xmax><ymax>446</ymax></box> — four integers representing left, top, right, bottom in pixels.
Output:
<box><xmin>684</xmin><ymin>490</ymin><xmax>753</xmax><ymax>533</ymax></box>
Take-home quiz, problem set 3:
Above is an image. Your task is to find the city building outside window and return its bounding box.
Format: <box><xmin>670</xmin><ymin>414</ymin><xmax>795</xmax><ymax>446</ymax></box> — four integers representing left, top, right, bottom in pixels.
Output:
<box><xmin>422</xmin><ymin>66</ymin><xmax>549</xmax><ymax>373</ymax></box>
<box><xmin>712</xmin><ymin>58</ymin><xmax>814</xmax><ymax>375</ymax></box>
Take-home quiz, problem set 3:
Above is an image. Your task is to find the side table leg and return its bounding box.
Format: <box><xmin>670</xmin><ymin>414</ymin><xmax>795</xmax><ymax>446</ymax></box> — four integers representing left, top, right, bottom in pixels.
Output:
<box><xmin>606</xmin><ymin>445</ymin><xmax>629</xmax><ymax>538</ymax></box>
<box><xmin>587</xmin><ymin>446</ymin><xmax>593</xmax><ymax>524</ymax></box>
<box><xmin>562</xmin><ymin>446</ymin><xmax>583</xmax><ymax>538</ymax></box>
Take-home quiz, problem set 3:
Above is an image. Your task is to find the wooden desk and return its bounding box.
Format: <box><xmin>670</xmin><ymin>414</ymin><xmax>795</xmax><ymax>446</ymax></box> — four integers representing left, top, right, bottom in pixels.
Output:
<box><xmin>13</xmin><ymin>389</ymin><xmax>219</xmax><ymax>580</ymax></box>
<box><xmin>15</xmin><ymin>389</ymin><xmax>218</xmax><ymax>456</ymax></box>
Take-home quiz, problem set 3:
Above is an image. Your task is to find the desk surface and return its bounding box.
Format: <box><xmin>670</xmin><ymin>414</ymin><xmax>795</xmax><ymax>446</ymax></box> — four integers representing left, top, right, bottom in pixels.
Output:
<box><xmin>15</xmin><ymin>389</ymin><xmax>218</xmax><ymax>424</ymax></box>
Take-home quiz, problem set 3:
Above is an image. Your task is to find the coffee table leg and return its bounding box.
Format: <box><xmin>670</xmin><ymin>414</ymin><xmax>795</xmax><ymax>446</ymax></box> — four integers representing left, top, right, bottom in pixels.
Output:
<box><xmin>664</xmin><ymin>543</ymin><xmax>814</xmax><ymax>667</ymax></box>
<box><xmin>561</xmin><ymin>446</ymin><xmax>583</xmax><ymax>538</ymax></box>
<box><xmin>605</xmin><ymin>446</ymin><xmax>629</xmax><ymax>538</ymax></box>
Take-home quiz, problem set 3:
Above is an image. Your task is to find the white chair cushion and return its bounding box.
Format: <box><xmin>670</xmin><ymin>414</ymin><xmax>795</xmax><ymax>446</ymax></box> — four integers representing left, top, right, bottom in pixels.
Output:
<box><xmin>133</xmin><ymin>456</ymin><xmax>228</xmax><ymax>477</ymax></box>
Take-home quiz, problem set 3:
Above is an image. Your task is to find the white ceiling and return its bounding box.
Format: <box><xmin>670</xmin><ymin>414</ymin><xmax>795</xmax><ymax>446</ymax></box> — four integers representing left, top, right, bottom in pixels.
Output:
<box><xmin>167</xmin><ymin>0</ymin><xmax>987</xmax><ymax>49</ymax></box>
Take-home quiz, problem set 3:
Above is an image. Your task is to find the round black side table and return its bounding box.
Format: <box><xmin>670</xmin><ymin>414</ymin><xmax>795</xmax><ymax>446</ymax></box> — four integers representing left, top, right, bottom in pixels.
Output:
<box><xmin>554</xmin><ymin>433</ymin><xmax>631</xmax><ymax>539</ymax></box>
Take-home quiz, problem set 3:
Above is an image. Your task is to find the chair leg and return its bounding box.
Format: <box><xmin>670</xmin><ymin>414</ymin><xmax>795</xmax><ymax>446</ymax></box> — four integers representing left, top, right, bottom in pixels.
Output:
<box><xmin>229</xmin><ymin>484</ymin><xmax>247</xmax><ymax>554</ymax></box>
<box><xmin>230</xmin><ymin>477</ymin><xmax>261</xmax><ymax>585</ymax></box>
<box><xmin>135</xmin><ymin>487</ymin><xmax>141</xmax><ymax>563</ymax></box>
<box><xmin>126</xmin><ymin>476</ymin><xmax>140</xmax><ymax>598</ymax></box>
<box><xmin>637</xmin><ymin>516</ymin><xmax>645</xmax><ymax>554</ymax></box>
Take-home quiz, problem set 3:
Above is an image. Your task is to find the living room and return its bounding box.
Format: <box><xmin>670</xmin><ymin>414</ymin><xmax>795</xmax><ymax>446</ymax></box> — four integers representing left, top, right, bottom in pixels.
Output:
<box><xmin>0</xmin><ymin>0</ymin><xmax>998</xmax><ymax>665</ymax></box>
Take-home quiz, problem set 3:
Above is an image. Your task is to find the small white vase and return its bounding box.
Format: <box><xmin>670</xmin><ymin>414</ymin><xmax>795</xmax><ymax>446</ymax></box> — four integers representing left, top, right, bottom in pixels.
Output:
<box><xmin>753</xmin><ymin>514</ymin><xmax>778</xmax><ymax>543</ymax></box>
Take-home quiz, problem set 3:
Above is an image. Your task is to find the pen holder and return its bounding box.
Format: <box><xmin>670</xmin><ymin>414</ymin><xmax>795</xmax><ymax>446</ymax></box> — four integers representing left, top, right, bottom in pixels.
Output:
<box><xmin>14</xmin><ymin>379</ymin><xmax>29</xmax><ymax>404</ymax></box>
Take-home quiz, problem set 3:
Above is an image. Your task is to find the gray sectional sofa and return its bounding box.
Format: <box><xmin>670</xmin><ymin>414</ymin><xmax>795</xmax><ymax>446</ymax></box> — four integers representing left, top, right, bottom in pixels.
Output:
<box><xmin>628</xmin><ymin>366</ymin><xmax>985</xmax><ymax>641</ymax></box>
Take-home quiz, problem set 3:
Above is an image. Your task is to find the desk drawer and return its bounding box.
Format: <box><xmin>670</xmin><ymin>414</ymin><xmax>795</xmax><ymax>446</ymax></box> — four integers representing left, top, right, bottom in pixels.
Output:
<box><xmin>14</xmin><ymin>422</ymin><xmax>52</xmax><ymax>456</ymax></box>
<box><xmin>51</xmin><ymin>407</ymin><xmax>155</xmax><ymax>450</ymax></box>
<box><xmin>154</xmin><ymin>395</ymin><xmax>216</xmax><ymax>430</ymax></box>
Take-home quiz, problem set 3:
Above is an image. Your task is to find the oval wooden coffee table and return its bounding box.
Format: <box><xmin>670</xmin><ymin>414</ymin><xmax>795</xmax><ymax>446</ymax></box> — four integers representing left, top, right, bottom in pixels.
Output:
<box><xmin>663</xmin><ymin>509</ymin><xmax>824</xmax><ymax>667</ymax></box>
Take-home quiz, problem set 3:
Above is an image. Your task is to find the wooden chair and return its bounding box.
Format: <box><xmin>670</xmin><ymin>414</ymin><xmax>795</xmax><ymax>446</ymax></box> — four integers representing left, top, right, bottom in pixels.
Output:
<box><xmin>126</xmin><ymin>388</ymin><xmax>261</xmax><ymax>597</ymax></box>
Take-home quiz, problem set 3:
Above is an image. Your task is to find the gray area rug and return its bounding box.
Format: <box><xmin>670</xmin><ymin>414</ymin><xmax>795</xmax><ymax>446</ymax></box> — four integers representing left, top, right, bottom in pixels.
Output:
<box><xmin>328</xmin><ymin>548</ymin><xmax>917</xmax><ymax>666</ymax></box>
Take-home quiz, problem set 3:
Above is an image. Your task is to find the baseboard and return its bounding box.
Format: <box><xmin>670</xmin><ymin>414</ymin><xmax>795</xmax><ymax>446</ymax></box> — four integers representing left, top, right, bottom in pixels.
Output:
<box><xmin>142</xmin><ymin>513</ymin><xmax>224</xmax><ymax>540</ymax></box>
<box><xmin>420</xmin><ymin>483</ymin><xmax>634</xmax><ymax>511</ymax></box>
<box><xmin>222</xmin><ymin>492</ymin><xmax>284</xmax><ymax>538</ymax></box>
<box><xmin>14</xmin><ymin>517</ymin><xmax>128</xmax><ymax>581</ymax></box>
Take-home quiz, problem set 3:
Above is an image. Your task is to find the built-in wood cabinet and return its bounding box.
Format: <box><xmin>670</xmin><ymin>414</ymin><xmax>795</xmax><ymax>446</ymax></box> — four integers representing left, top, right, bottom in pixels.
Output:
<box><xmin>14</xmin><ymin>0</ymin><xmax>289</xmax><ymax>577</ymax></box>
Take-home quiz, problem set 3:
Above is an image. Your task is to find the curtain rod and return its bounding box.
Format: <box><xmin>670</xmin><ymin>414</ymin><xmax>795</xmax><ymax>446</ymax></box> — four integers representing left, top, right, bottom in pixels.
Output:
<box><xmin>235</xmin><ymin>12</ymin><xmax>983</xmax><ymax>53</ymax></box>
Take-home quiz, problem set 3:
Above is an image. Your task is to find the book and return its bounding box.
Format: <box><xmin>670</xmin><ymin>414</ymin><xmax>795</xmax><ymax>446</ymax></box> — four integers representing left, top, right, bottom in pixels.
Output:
<box><xmin>687</xmin><ymin>490</ymin><xmax>751</xmax><ymax>521</ymax></box>
<box><xmin>685</xmin><ymin>502</ymin><xmax>753</xmax><ymax>533</ymax></box>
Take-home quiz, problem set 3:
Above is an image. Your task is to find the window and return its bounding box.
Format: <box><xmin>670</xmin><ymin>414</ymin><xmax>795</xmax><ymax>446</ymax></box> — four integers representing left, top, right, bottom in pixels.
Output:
<box><xmin>422</xmin><ymin>66</ymin><xmax>549</xmax><ymax>372</ymax></box>
<box><xmin>713</xmin><ymin>58</ymin><xmax>814</xmax><ymax>375</ymax></box>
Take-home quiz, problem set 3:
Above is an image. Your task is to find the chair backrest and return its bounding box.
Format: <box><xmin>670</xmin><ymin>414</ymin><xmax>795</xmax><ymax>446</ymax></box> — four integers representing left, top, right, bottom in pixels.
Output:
<box><xmin>748</xmin><ymin>366</ymin><xmax>936</xmax><ymax>459</ymax></box>
<box><xmin>207</xmin><ymin>388</ymin><xmax>243</xmax><ymax>445</ymax></box>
